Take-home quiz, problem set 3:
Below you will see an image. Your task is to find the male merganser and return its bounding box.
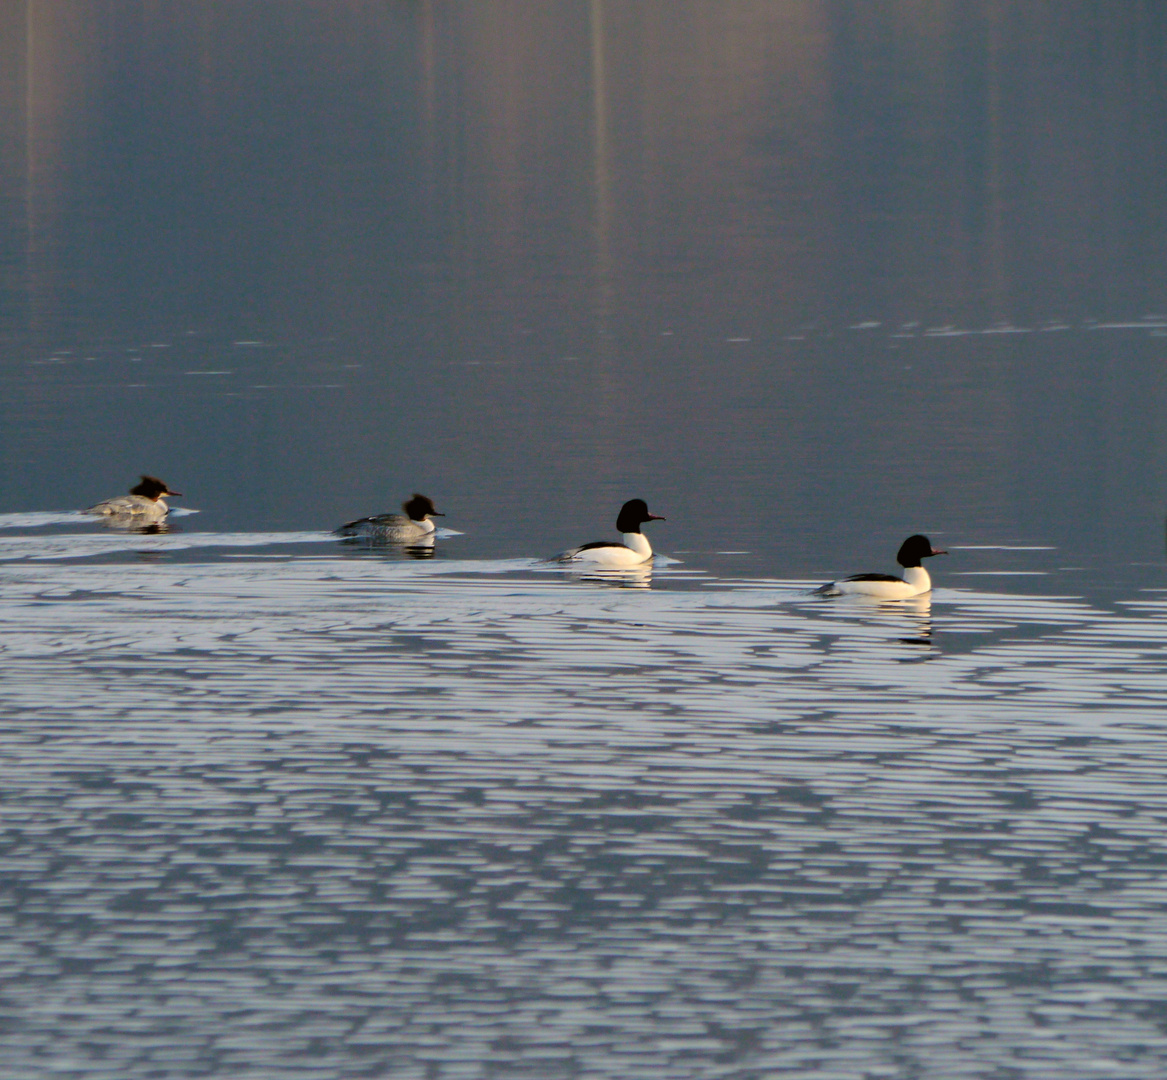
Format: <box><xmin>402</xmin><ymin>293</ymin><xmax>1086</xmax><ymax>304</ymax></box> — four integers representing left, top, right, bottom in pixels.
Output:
<box><xmin>556</xmin><ymin>499</ymin><xmax>666</xmax><ymax>568</ymax></box>
<box><xmin>817</xmin><ymin>534</ymin><xmax>947</xmax><ymax>598</ymax></box>
<box><xmin>83</xmin><ymin>475</ymin><xmax>182</xmax><ymax>523</ymax></box>
<box><xmin>336</xmin><ymin>493</ymin><xmax>444</xmax><ymax>542</ymax></box>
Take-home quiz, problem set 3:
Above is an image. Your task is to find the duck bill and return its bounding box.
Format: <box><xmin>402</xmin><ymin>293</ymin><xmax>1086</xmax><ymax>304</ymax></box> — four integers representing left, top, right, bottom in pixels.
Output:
<box><xmin>931</xmin><ymin>548</ymin><xmax>947</xmax><ymax>556</ymax></box>
<box><xmin>647</xmin><ymin>514</ymin><xmax>666</xmax><ymax>521</ymax></box>
<box><xmin>165</xmin><ymin>490</ymin><xmax>183</xmax><ymax>498</ymax></box>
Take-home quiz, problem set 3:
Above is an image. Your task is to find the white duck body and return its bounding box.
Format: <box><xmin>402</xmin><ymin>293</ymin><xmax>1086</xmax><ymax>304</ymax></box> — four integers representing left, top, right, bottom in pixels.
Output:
<box><xmin>563</xmin><ymin>530</ymin><xmax>654</xmax><ymax>568</ymax></box>
<box><xmin>558</xmin><ymin>499</ymin><xmax>665</xmax><ymax>568</ymax></box>
<box><xmin>818</xmin><ymin>535</ymin><xmax>946</xmax><ymax>599</ymax></box>
<box><xmin>336</xmin><ymin>493</ymin><xmax>443</xmax><ymax>542</ymax></box>
<box><xmin>83</xmin><ymin>476</ymin><xmax>180</xmax><ymax>523</ymax></box>
<box><xmin>828</xmin><ymin>564</ymin><xmax>933</xmax><ymax>599</ymax></box>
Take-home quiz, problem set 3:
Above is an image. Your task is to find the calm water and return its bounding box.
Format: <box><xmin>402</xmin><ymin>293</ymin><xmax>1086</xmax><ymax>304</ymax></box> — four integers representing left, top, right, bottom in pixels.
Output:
<box><xmin>3</xmin><ymin>3</ymin><xmax>1167</xmax><ymax>1077</ymax></box>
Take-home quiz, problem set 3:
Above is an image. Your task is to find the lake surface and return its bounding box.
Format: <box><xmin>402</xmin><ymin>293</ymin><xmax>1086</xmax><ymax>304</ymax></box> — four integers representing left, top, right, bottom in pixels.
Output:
<box><xmin>3</xmin><ymin>3</ymin><xmax>1167</xmax><ymax>1077</ymax></box>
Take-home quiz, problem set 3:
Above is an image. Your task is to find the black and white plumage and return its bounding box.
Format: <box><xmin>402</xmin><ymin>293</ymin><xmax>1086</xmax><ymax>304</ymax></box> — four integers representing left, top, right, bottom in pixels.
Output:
<box><xmin>555</xmin><ymin>499</ymin><xmax>666</xmax><ymax>568</ymax></box>
<box><xmin>817</xmin><ymin>534</ymin><xmax>947</xmax><ymax>598</ymax></box>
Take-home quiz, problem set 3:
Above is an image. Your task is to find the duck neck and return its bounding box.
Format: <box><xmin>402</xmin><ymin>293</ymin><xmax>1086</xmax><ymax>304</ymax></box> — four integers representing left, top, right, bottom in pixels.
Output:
<box><xmin>622</xmin><ymin>531</ymin><xmax>653</xmax><ymax>560</ymax></box>
<box><xmin>902</xmin><ymin>565</ymin><xmax>932</xmax><ymax>592</ymax></box>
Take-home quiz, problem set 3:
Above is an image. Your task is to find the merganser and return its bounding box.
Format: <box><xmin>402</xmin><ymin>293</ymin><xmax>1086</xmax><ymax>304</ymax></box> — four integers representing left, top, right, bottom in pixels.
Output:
<box><xmin>817</xmin><ymin>534</ymin><xmax>947</xmax><ymax>598</ymax></box>
<box><xmin>336</xmin><ymin>493</ymin><xmax>444</xmax><ymax>542</ymax></box>
<box><xmin>556</xmin><ymin>499</ymin><xmax>665</xmax><ymax>568</ymax></box>
<box><xmin>83</xmin><ymin>475</ymin><xmax>182</xmax><ymax>523</ymax></box>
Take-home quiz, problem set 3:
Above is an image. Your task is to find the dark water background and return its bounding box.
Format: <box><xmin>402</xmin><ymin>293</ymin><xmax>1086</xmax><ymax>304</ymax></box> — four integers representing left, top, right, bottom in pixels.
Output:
<box><xmin>5</xmin><ymin>4</ymin><xmax>1167</xmax><ymax>1078</ymax></box>
<box><xmin>3</xmin><ymin>1</ymin><xmax>1167</xmax><ymax>580</ymax></box>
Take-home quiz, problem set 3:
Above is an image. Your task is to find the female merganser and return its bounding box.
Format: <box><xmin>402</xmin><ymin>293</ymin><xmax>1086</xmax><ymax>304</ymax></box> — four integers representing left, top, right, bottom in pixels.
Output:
<box><xmin>336</xmin><ymin>493</ymin><xmax>444</xmax><ymax>542</ymax></box>
<box><xmin>83</xmin><ymin>475</ymin><xmax>182</xmax><ymax>523</ymax></box>
<box><xmin>817</xmin><ymin>534</ymin><xmax>947</xmax><ymax>598</ymax></box>
<box><xmin>556</xmin><ymin>499</ymin><xmax>666</xmax><ymax>568</ymax></box>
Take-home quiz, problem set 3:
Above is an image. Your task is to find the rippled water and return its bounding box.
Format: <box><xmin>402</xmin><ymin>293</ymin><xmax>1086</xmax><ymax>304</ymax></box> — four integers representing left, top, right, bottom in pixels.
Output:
<box><xmin>6</xmin><ymin>3</ymin><xmax>1167</xmax><ymax>1075</ymax></box>
<box><xmin>4</xmin><ymin>532</ymin><xmax>1167</xmax><ymax>1078</ymax></box>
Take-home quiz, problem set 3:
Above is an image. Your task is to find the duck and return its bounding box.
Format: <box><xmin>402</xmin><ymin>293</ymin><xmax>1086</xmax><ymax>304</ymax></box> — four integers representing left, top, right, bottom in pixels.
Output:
<box><xmin>336</xmin><ymin>493</ymin><xmax>444</xmax><ymax>542</ymax></box>
<box><xmin>83</xmin><ymin>475</ymin><xmax>182</xmax><ymax>524</ymax></box>
<box><xmin>817</xmin><ymin>534</ymin><xmax>947</xmax><ymax>598</ymax></box>
<box><xmin>555</xmin><ymin>499</ymin><xmax>665</xmax><ymax>568</ymax></box>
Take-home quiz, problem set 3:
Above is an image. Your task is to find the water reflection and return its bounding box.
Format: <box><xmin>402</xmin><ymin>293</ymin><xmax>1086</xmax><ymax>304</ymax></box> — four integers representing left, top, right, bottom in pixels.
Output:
<box><xmin>403</xmin><ymin>536</ymin><xmax>435</xmax><ymax>559</ymax></box>
<box><xmin>805</xmin><ymin>589</ymin><xmax>937</xmax><ymax>654</ymax></box>
<box><xmin>3</xmin><ymin>2</ymin><xmax>1167</xmax><ymax>570</ymax></box>
<box><xmin>895</xmin><ymin>593</ymin><xmax>935</xmax><ymax>648</ymax></box>
<box><xmin>3</xmin><ymin>2</ymin><xmax>1167</xmax><ymax>1074</ymax></box>
<box><xmin>563</xmin><ymin>563</ymin><xmax>654</xmax><ymax>589</ymax></box>
<box><xmin>338</xmin><ymin>531</ymin><xmax>437</xmax><ymax>559</ymax></box>
<box><xmin>93</xmin><ymin>517</ymin><xmax>175</xmax><ymax>535</ymax></box>
<box><xmin>2</xmin><ymin>548</ymin><xmax>1167</xmax><ymax>1077</ymax></box>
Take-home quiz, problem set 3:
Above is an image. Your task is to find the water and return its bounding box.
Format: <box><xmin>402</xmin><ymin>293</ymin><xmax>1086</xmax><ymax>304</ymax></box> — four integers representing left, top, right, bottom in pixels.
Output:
<box><xmin>3</xmin><ymin>544</ymin><xmax>1167</xmax><ymax>1077</ymax></box>
<box><xmin>4</xmin><ymin>3</ymin><xmax>1167</xmax><ymax>1077</ymax></box>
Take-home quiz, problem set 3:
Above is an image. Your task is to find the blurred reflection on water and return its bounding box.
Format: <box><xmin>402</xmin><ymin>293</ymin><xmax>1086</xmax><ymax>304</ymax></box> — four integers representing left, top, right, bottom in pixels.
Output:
<box><xmin>2</xmin><ymin>2</ymin><xmax>1167</xmax><ymax>580</ymax></box>
<box><xmin>3</xmin><ymin>541</ymin><xmax>1167</xmax><ymax>1077</ymax></box>
<box><xmin>3</xmin><ymin>3</ymin><xmax>1167</xmax><ymax>1076</ymax></box>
